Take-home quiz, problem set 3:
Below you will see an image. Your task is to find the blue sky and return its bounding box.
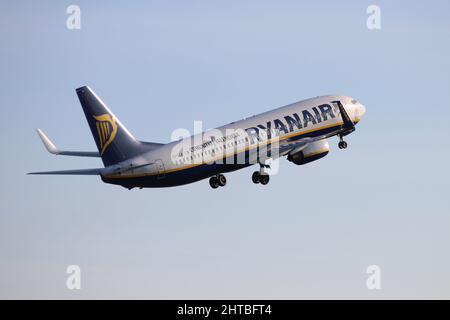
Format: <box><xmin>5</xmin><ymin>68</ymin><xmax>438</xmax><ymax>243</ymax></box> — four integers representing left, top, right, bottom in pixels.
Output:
<box><xmin>1</xmin><ymin>0</ymin><xmax>449</xmax><ymax>298</ymax></box>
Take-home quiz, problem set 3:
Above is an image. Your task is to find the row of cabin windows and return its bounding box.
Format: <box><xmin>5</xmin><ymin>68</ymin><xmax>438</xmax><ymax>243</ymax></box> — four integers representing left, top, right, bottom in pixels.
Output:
<box><xmin>174</xmin><ymin>137</ymin><xmax>250</xmax><ymax>165</ymax></box>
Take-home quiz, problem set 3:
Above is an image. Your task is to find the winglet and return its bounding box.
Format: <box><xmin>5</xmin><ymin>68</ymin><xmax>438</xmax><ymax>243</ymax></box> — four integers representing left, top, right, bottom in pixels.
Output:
<box><xmin>35</xmin><ymin>128</ymin><xmax>100</xmax><ymax>157</ymax></box>
<box><xmin>36</xmin><ymin>128</ymin><xmax>60</xmax><ymax>155</ymax></box>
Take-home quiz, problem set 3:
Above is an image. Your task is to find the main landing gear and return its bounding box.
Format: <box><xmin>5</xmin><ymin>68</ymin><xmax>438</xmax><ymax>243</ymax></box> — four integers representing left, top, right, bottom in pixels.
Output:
<box><xmin>209</xmin><ymin>174</ymin><xmax>227</xmax><ymax>189</ymax></box>
<box><xmin>252</xmin><ymin>171</ymin><xmax>270</xmax><ymax>185</ymax></box>
<box><xmin>252</xmin><ymin>162</ymin><xmax>270</xmax><ymax>186</ymax></box>
<box><xmin>338</xmin><ymin>135</ymin><xmax>348</xmax><ymax>149</ymax></box>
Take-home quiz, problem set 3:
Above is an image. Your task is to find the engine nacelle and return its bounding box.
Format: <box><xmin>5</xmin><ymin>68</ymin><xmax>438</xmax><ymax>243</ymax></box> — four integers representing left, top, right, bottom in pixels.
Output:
<box><xmin>287</xmin><ymin>139</ymin><xmax>330</xmax><ymax>165</ymax></box>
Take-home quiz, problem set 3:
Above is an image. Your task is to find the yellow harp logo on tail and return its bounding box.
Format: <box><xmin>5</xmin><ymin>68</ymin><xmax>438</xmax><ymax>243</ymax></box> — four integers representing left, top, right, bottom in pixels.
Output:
<box><xmin>94</xmin><ymin>114</ymin><xmax>118</xmax><ymax>155</ymax></box>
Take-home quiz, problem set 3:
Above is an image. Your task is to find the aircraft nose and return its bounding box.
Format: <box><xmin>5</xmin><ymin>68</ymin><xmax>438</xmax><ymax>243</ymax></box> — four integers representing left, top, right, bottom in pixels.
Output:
<box><xmin>357</xmin><ymin>103</ymin><xmax>366</xmax><ymax>120</ymax></box>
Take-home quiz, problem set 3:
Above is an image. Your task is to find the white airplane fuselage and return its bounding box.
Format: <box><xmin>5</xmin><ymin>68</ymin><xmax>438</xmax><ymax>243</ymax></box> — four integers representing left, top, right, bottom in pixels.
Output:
<box><xmin>99</xmin><ymin>94</ymin><xmax>366</xmax><ymax>189</ymax></box>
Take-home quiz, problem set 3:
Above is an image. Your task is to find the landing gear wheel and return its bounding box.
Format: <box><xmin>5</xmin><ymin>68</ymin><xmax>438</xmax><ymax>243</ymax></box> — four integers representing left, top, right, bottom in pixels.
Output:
<box><xmin>260</xmin><ymin>174</ymin><xmax>270</xmax><ymax>185</ymax></box>
<box><xmin>217</xmin><ymin>174</ymin><xmax>227</xmax><ymax>187</ymax></box>
<box><xmin>252</xmin><ymin>171</ymin><xmax>261</xmax><ymax>184</ymax></box>
<box><xmin>209</xmin><ymin>176</ymin><xmax>219</xmax><ymax>189</ymax></box>
<box><xmin>338</xmin><ymin>141</ymin><xmax>348</xmax><ymax>149</ymax></box>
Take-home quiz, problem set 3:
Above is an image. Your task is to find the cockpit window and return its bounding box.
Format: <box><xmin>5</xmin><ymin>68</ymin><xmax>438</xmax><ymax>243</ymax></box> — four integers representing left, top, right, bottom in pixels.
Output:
<box><xmin>351</xmin><ymin>99</ymin><xmax>358</xmax><ymax>104</ymax></box>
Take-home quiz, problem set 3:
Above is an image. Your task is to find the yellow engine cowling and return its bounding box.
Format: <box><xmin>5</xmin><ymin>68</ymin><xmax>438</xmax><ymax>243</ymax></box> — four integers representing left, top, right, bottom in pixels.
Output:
<box><xmin>287</xmin><ymin>139</ymin><xmax>330</xmax><ymax>165</ymax></box>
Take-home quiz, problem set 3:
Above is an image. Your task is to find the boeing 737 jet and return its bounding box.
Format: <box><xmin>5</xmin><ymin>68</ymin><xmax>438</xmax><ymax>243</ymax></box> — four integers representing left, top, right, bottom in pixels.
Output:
<box><xmin>29</xmin><ymin>86</ymin><xmax>366</xmax><ymax>189</ymax></box>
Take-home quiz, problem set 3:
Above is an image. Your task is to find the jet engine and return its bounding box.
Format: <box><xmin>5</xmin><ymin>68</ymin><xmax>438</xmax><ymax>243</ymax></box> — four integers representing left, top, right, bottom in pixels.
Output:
<box><xmin>287</xmin><ymin>139</ymin><xmax>330</xmax><ymax>165</ymax></box>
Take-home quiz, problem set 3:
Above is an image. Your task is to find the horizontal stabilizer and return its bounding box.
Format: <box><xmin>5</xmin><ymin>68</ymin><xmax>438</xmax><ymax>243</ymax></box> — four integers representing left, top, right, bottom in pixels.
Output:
<box><xmin>36</xmin><ymin>128</ymin><xmax>100</xmax><ymax>157</ymax></box>
<box><xmin>27</xmin><ymin>168</ymin><xmax>103</xmax><ymax>175</ymax></box>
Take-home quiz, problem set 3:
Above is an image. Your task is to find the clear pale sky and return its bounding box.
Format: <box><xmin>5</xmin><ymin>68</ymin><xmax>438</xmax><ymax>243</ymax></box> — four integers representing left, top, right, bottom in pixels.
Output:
<box><xmin>1</xmin><ymin>0</ymin><xmax>449</xmax><ymax>299</ymax></box>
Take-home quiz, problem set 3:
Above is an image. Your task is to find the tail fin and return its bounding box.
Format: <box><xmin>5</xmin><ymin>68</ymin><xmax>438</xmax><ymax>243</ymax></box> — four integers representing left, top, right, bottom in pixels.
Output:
<box><xmin>76</xmin><ymin>86</ymin><xmax>143</xmax><ymax>166</ymax></box>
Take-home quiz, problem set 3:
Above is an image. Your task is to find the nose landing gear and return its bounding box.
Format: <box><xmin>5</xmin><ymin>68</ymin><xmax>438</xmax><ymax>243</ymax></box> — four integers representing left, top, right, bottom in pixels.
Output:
<box><xmin>338</xmin><ymin>135</ymin><xmax>348</xmax><ymax>149</ymax></box>
<box><xmin>338</xmin><ymin>140</ymin><xmax>348</xmax><ymax>149</ymax></box>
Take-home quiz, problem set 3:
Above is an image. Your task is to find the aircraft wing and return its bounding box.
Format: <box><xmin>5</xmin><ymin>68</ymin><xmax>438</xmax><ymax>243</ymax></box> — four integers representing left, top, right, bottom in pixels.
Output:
<box><xmin>36</xmin><ymin>128</ymin><xmax>100</xmax><ymax>157</ymax></box>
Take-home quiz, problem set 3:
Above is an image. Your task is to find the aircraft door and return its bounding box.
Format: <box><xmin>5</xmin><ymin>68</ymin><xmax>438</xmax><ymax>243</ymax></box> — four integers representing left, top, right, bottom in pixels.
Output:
<box><xmin>153</xmin><ymin>159</ymin><xmax>165</xmax><ymax>180</ymax></box>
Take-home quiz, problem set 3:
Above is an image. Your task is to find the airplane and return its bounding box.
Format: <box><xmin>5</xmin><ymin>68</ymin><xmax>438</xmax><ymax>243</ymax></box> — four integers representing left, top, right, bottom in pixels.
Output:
<box><xmin>29</xmin><ymin>86</ymin><xmax>366</xmax><ymax>189</ymax></box>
